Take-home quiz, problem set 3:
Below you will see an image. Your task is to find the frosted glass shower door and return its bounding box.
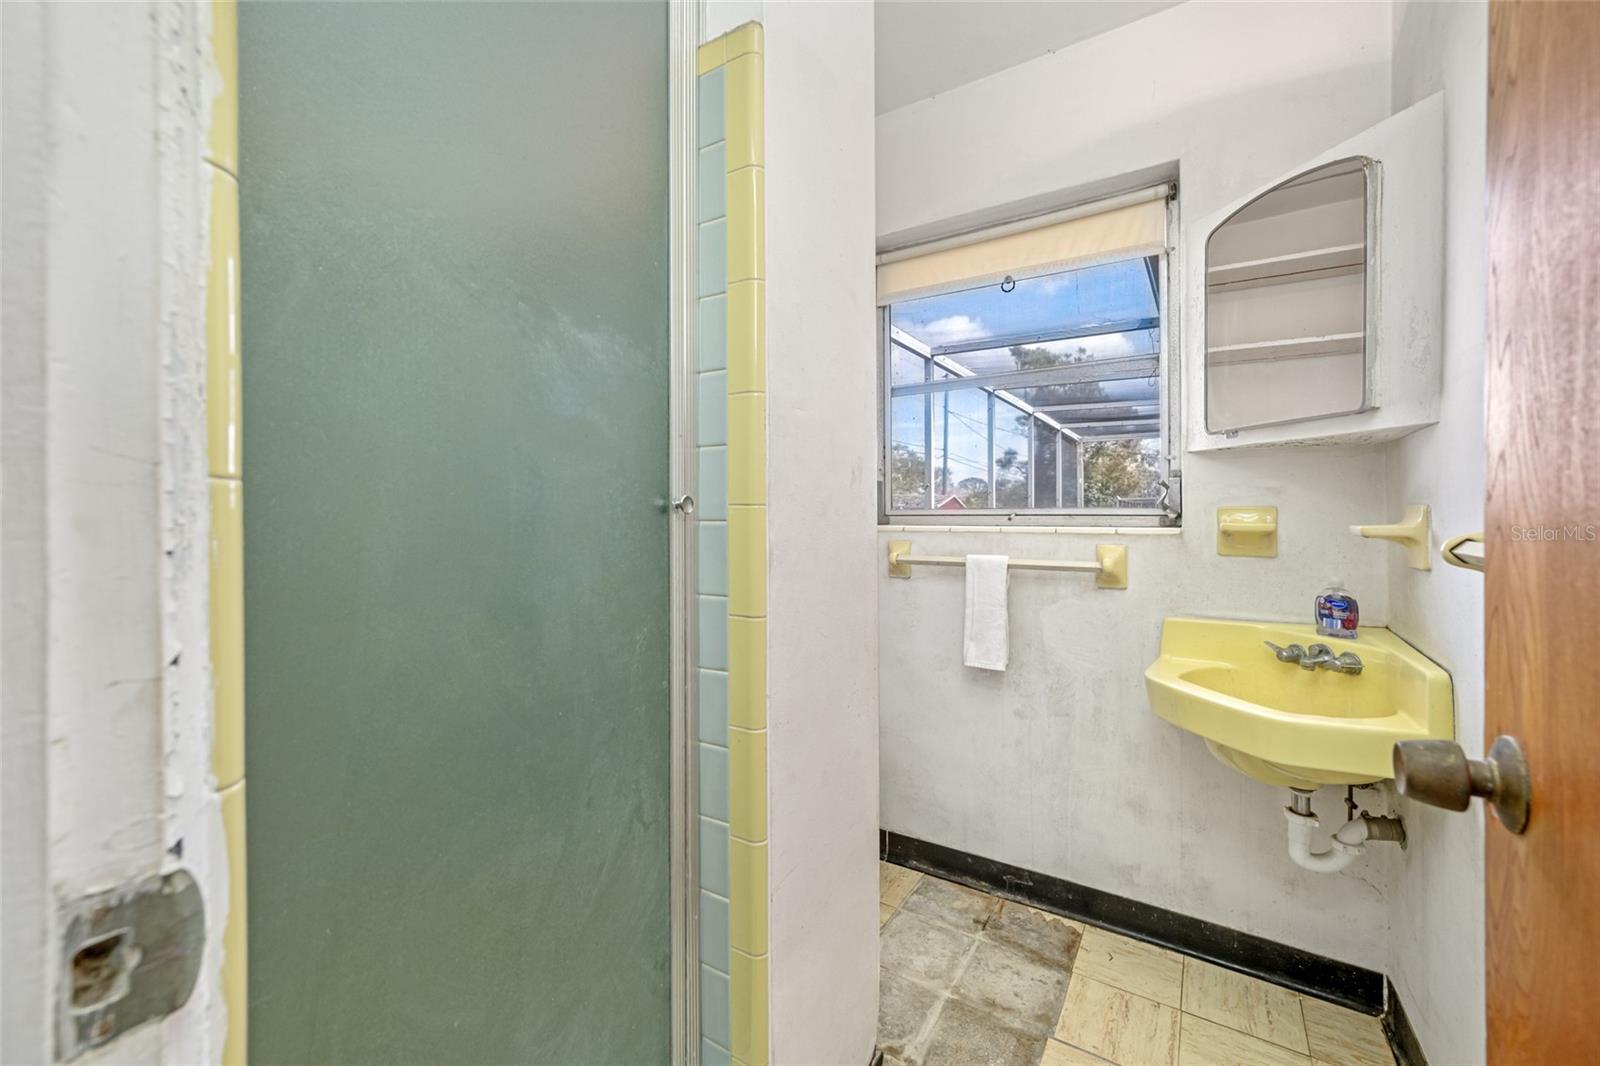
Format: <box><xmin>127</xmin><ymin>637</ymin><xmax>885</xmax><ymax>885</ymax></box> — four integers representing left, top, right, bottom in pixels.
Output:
<box><xmin>239</xmin><ymin>4</ymin><xmax>672</xmax><ymax>1062</ymax></box>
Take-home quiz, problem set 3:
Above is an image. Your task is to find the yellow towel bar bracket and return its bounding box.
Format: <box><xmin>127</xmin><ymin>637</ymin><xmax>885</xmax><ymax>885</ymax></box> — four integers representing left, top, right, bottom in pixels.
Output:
<box><xmin>886</xmin><ymin>540</ymin><xmax>1128</xmax><ymax>589</ymax></box>
<box><xmin>1351</xmin><ymin>504</ymin><xmax>1431</xmax><ymax>571</ymax></box>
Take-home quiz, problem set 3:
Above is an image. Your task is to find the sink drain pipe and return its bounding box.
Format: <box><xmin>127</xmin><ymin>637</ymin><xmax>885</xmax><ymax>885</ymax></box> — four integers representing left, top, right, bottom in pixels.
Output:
<box><xmin>1285</xmin><ymin>789</ymin><xmax>1405</xmax><ymax>873</ymax></box>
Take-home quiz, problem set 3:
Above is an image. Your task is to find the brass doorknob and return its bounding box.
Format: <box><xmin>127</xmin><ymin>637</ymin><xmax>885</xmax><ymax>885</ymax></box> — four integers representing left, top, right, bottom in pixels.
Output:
<box><xmin>1392</xmin><ymin>736</ymin><xmax>1530</xmax><ymax>834</ymax></box>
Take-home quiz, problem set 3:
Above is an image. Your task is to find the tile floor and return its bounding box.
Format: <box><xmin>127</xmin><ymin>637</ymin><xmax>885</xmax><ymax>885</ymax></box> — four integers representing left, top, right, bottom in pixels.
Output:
<box><xmin>878</xmin><ymin>862</ymin><xmax>1395</xmax><ymax>1066</ymax></box>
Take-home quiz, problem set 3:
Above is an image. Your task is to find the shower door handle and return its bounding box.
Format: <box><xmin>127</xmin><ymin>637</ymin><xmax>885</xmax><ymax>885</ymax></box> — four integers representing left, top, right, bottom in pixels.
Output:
<box><xmin>670</xmin><ymin>494</ymin><xmax>696</xmax><ymax>516</ymax></box>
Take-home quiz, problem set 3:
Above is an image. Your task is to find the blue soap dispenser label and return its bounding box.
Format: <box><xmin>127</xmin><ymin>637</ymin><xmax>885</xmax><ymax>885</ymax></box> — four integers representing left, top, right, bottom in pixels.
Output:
<box><xmin>1315</xmin><ymin>582</ymin><xmax>1360</xmax><ymax>639</ymax></box>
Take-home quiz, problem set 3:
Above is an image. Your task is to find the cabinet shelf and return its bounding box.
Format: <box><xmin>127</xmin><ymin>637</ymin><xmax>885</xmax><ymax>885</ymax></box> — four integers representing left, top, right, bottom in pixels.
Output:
<box><xmin>1207</xmin><ymin>243</ymin><xmax>1365</xmax><ymax>290</ymax></box>
<box><xmin>1206</xmin><ymin>332</ymin><xmax>1364</xmax><ymax>366</ymax></box>
<box><xmin>1193</xmin><ymin>93</ymin><xmax>1443</xmax><ymax>450</ymax></box>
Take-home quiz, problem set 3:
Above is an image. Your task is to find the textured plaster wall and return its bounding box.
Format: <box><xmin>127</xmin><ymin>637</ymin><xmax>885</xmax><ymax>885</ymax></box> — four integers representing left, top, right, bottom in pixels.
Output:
<box><xmin>1385</xmin><ymin>3</ymin><xmax>1489</xmax><ymax>1063</ymax></box>
<box><xmin>760</xmin><ymin>2</ymin><xmax>883</xmax><ymax>1063</ymax></box>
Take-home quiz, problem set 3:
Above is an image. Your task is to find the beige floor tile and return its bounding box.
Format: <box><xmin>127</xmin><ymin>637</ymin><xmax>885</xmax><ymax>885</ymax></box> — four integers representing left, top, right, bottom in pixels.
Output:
<box><xmin>1181</xmin><ymin>959</ymin><xmax>1308</xmax><ymax>1054</ymax></box>
<box><xmin>1179</xmin><ymin>1013</ymin><xmax>1315</xmax><ymax>1066</ymax></box>
<box><xmin>1041</xmin><ymin>1038</ymin><xmax>1115</xmax><ymax>1065</ymax></box>
<box><xmin>1300</xmin><ymin>997</ymin><xmax>1393</xmax><ymax>1066</ymax></box>
<box><xmin>880</xmin><ymin>902</ymin><xmax>896</xmax><ymax>928</ymax></box>
<box><xmin>881</xmin><ymin>861</ymin><xmax>922</xmax><ymax>909</ymax></box>
<box><xmin>1055</xmin><ymin>975</ymin><xmax>1179</xmax><ymax>1066</ymax></box>
<box><xmin>1074</xmin><ymin>928</ymin><xmax>1186</xmax><ymax>1008</ymax></box>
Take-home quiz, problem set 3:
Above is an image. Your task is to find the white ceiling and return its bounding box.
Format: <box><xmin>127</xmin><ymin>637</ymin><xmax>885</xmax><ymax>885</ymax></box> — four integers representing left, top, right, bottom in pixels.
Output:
<box><xmin>875</xmin><ymin>0</ymin><xmax>1185</xmax><ymax>114</ymax></box>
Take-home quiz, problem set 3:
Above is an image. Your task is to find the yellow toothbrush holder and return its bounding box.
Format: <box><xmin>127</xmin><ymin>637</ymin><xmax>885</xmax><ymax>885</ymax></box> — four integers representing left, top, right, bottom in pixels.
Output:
<box><xmin>1351</xmin><ymin>504</ymin><xmax>1431</xmax><ymax>571</ymax></box>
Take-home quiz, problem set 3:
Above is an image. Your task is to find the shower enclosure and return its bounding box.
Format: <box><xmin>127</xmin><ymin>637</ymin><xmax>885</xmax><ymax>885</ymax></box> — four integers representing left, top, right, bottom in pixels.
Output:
<box><xmin>239</xmin><ymin>3</ymin><xmax>696</xmax><ymax>1060</ymax></box>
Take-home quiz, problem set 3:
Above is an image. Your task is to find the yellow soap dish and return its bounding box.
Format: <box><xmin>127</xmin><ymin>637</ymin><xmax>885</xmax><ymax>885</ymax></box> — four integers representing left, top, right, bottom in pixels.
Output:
<box><xmin>1218</xmin><ymin>506</ymin><xmax>1278</xmax><ymax>557</ymax></box>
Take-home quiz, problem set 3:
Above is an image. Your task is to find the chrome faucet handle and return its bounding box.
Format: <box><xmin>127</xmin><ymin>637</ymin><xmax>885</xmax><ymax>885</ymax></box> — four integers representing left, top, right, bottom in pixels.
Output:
<box><xmin>1298</xmin><ymin>643</ymin><xmax>1335</xmax><ymax>670</ymax></box>
<box><xmin>1264</xmin><ymin>640</ymin><xmax>1307</xmax><ymax>663</ymax></box>
<box><xmin>1330</xmin><ymin>652</ymin><xmax>1364</xmax><ymax>675</ymax></box>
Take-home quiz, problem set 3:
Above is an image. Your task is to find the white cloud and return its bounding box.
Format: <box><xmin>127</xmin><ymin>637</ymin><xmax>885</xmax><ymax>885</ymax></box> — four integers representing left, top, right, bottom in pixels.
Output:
<box><xmin>1030</xmin><ymin>331</ymin><xmax>1142</xmax><ymax>360</ymax></box>
<box><xmin>916</xmin><ymin>314</ymin><xmax>989</xmax><ymax>344</ymax></box>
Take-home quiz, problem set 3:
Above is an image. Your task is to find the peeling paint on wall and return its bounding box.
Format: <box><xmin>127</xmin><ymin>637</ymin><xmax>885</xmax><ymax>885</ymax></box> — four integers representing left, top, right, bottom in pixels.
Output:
<box><xmin>155</xmin><ymin>1</ymin><xmax>231</xmax><ymax>1063</ymax></box>
<box><xmin>0</xmin><ymin>2</ymin><xmax>231</xmax><ymax>1062</ymax></box>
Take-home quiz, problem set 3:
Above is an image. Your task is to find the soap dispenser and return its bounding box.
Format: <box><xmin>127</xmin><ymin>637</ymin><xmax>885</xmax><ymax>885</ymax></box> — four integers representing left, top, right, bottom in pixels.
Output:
<box><xmin>1314</xmin><ymin>580</ymin><xmax>1359</xmax><ymax>639</ymax></box>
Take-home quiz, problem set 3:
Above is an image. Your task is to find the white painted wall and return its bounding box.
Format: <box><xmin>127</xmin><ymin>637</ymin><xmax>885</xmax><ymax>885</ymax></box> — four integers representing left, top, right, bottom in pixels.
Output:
<box><xmin>1385</xmin><ymin>3</ymin><xmax>1488</xmax><ymax>1063</ymax></box>
<box><xmin>759</xmin><ymin>3</ymin><xmax>882</xmax><ymax>1063</ymax></box>
<box><xmin>876</xmin><ymin>1</ymin><xmax>1406</xmax><ymax>970</ymax></box>
<box><xmin>0</xmin><ymin>3</ymin><xmax>226</xmax><ymax>1061</ymax></box>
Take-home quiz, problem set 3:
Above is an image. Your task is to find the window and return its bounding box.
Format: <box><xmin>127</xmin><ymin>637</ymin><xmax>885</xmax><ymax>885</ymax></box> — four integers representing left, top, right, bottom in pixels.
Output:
<box><xmin>878</xmin><ymin>188</ymin><xmax>1179</xmax><ymax>524</ymax></box>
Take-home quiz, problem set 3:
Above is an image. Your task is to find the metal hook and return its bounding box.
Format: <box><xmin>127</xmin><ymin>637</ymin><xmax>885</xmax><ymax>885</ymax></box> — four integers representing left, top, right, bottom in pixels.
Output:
<box><xmin>1000</xmin><ymin>275</ymin><xmax>1016</xmax><ymax>293</ymax></box>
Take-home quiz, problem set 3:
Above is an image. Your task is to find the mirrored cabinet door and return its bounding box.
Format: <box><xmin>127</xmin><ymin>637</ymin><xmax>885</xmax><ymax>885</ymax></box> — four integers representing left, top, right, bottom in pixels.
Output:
<box><xmin>1205</xmin><ymin>158</ymin><xmax>1374</xmax><ymax>433</ymax></box>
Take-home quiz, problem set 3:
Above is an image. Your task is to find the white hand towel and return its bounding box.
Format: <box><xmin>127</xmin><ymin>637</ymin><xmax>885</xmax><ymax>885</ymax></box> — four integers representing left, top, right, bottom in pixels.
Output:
<box><xmin>963</xmin><ymin>554</ymin><xmax>1010</xmax><ymax>671</ymax></box>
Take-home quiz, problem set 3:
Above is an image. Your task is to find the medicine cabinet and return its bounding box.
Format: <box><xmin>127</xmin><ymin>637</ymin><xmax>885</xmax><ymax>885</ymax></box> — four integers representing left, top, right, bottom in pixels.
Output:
<box><xmin>1188</xmin><ymin>93</ymin><xmax>1444</xmax><ymax>451</ymax></box>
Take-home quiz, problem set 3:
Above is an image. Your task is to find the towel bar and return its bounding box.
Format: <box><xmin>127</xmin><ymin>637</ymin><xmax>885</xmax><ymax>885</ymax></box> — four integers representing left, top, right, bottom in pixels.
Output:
<box><xmin>886</xmin><ymin>540</ymin><xmax>1127</xmax><ymax>589</ymax></box>
<box><xmin>1440</xmin><ymin>530</ymin><xmax>1484</xmax><ymax>572</ymax></box>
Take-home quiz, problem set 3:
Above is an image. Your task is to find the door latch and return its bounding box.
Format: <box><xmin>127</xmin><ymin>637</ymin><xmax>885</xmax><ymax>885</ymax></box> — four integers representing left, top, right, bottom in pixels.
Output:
<box><xmin>58</xmin><ymin>869</ymin><xmax>204</xmax><ymax>1059</ymax></box>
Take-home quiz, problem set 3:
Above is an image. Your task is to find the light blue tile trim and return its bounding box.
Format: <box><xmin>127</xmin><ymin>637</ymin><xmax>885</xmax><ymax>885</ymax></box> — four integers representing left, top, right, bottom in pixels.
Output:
<box><xmin>697</xmin><ymin>68</ymin><xmax>724</xmax><ymax>148</ymax></box>
<box><xmin>700</xmin><ymin>816</ymin><xmax>729</xmax><ymax>897</ymax></box>
<box><xmin>701</xmin><ymin>1037</ymin><xmax>732</xmax><ymax>1066</ymax></box>
<box><xmin>698</xmin><ymin>371</ymin><xmax>728</xmax><ymax>446</ymax></box>
<box><xmin>701</xmin><ymin>965</ymin><xmax>731</xmax><ymax>1048</ymax></box>
<box><xmin>698</xmin><ymin>143</ymin><xmax>727</xmax><ymax>223</ymax></box>
<box><xmin>697</xmin><ymin>219</ymin><xmax>727</xmax><ymax>298</ymax></box>
<box><xmin>698</xmin><ymin>448</ymin><xmax>727</xmax><ymax>520</ymax></box>
<box><xmin>697</xmin><ymin>595</ymin><xmax>728</xmax><ymax>669</ymax></box>
<box><xmin>699</xmin><ymin>742</ymin><xmax>728</xmax><ymax>821</ymax></box>
<box><xmin>699</xmin><ymin>295</ymin><xmax>727</xmax><ymax>371</ymax></box>
<box><xmin>699</xmin><ymin>891</ymin><xmax>730</xmax><ymax>972</ymax></box>
<box><xmin>698</xmin><ymin>669</ymin><xmax>729</xmax><ymax>745</ymax></box>
<box><xmin>697</xmin><ymin>520</ymin><xmax>728</xmax><ymax>595</ymax></box>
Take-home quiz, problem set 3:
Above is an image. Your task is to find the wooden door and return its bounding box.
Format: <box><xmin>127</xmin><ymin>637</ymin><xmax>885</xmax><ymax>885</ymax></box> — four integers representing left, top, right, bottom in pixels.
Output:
<box><xmin>1485</xmin><ymin>1</ymin><xmax>1600</xmax><ymax>1061</ymax></box>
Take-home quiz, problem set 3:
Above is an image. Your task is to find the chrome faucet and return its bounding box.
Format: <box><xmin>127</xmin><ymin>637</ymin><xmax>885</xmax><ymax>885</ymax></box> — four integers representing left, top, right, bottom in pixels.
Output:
<box><xmin>1264</xmin><ymin>640</ymin><xmax>1307</xmax><ymax>664</ymax></box>
<box><xmin>1264</xmin><ymin>640</ymin><xmax>1363</xmax><ymax>675</ymax></box>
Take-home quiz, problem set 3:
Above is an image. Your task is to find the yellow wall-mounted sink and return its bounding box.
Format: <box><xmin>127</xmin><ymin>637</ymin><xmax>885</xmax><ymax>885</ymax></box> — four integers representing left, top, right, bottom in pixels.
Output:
<box><xmin>1144</xmin><ymin>617</ymin><xmax>1453</xmax><ymax>788</ymax></box>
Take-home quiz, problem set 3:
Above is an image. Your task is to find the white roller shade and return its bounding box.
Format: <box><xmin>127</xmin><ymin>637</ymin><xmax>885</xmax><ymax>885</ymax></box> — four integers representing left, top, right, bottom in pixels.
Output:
<box><xmin>877</xmin><ymin>187</ymin><xmax>1169</xmax><ymax>304</ymax></box>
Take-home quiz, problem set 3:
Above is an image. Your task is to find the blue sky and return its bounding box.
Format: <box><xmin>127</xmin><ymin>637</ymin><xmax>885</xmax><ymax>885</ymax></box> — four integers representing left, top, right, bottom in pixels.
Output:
<box><xmin>888</xmin><ymin>256</ymin><xmax>1161</xmax><ymax>504</ymax></box>
<box><xmin>891</xmin><ymin>256</ymin><xmax>1158</xmax><ymax>359</ymax></box>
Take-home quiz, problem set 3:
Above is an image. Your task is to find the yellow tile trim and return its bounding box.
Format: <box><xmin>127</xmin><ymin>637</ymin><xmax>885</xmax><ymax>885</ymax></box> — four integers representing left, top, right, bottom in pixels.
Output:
<box><xmin>728</xmin><ymin>505</ymin><xmax>766</xmax><ymax>618</ymax></box>
<box><xmin>729</xmin><ymin>838</ymin><xmax>768</xmax><ymax>955</ymax></box>
<box><xmin>207</xmin><ymin>11</ymin><xmax>246</xmax><ymax>1058</ymax></box>
<box><xmin>728</xmin><ymin>617</ymin><xmax>766</xmax><ymax>731</ymax></box>
<box><xmin>725</xmin><ymin>22</ymin><xmax>764</xmax><ymax>61</ymax></box>
<box><xmin>725</xmin><ymin>167</ymin><xmax>764</xmax><ymax>285</ymax></box>
<box><xmin>726</xmin><ymin>280</ymin><xmax>765</xmax><ymax>395</ymax></box>
<box><xmin>207</xmin><ymin>167</ymin><xmax>242</xmax><ymax>480</ymax></box>
<box><xmin>707</xmin><ymin>24</ymin><xmax>767</xmax><ymax>1060</ymax></box>
<box><xmin>220</xmin><ymin>780</ymin><xmax>248</xmax><ymax>1066</ymax></box>
<box><xmin>727</xmin><ymin>394</ymin><xmax>765</xmax><ymax>506</ymax></box>
<box><xmin>207</xmin><ymin>0</ymin><xmax>239</xmax><ymax>176</ymax></box>
<box><xmin>724</xmin><ymin>52</ymin><xmax>764</xmax><ymax>171</ymax></box>
<box><xmin>209</xmin><ymin>478</ymin><xmax>245</xmax><ymax>788</ymax></box>
<box><xmin>728</xmin><ymin>727</ymin><xmax>767</xmax><ymax>843</ymax></box>
<box><xmin>696</xmin><ymin>36</ymin><xmax>726</xmax><ymax>76</ymax></box>
<box><xmin>730</xmin><ymin>949</ymin><xmax>770</xmax><ymax>1066</ymax></box>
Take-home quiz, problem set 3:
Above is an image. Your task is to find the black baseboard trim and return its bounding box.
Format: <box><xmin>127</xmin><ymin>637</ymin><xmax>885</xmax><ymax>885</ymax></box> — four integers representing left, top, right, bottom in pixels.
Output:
<box><xmin>1383</xmin><ymin>978</ymin><xmax>1429</xmax><ymax>1066</ymax></box>
<box><xmin>881</xmin><ymin>829</ymin><xmax>1386</xmax><ymax>1015</ymax></box>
